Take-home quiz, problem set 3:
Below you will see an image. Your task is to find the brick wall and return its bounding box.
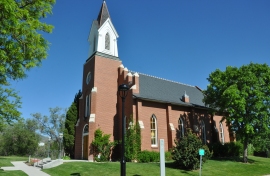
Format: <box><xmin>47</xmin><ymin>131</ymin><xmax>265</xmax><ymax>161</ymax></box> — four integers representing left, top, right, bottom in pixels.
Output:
<box><xmin>75</xmin><ymin>54</ymin><xmax>233</xmax><ymax>160</ymax></box>
<box><xmin>213</xmin><ymin>115</ymin><xmax>231</xmax><ymax>143</ymax></box>
<box><xmin>74</xmin><ymin>54</ymin><xmax>121</xmax><ymax>160</ymax></box>
<box><xmin>135</xmin><ymin>100</ymin><xmax>168</xmax><ymax>151</ymax></box>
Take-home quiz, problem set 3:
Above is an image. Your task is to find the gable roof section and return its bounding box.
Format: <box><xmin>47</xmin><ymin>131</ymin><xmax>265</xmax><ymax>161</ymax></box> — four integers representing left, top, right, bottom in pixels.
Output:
<box><xmin>133</xmin><ymin>73</ymin><xmax>206</xmax><ymax>107</ymax></box>
<box><xmin>97</xmin><ymin>1</ymin><xmax>111</xmax><ymax>28</ymax></box>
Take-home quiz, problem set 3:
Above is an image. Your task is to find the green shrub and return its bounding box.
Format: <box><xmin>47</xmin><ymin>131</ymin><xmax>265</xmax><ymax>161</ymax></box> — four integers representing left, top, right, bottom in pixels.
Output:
<box><xmin>248</xmin><ymin>143</ymin><xmax>255</xmax><ymax>156</ymax></box>
<box><xmin>165</xmin><ymin>151</ymin><xmax>172</xmax><ymax>161</ymax></box>
<box><xmin>209</xmin><ymin>141</ymin><xmax>243</xmax><ymax>157</ymax></box>
<box><xmin>92</xmin><ymin>129</ymin><xmax>117</xmax><ymax>162</ymax></box>
<box><xmin>172</xmin><ymin>129</ymin><xmax>212</xmax><ymax>170</ymax></box>
<box><xmin>125</xmin><ymin>116</ymin><xmax>141</xmax><ymax>162</ymax></box>
<box><xmin>137</xmin><ymin>151</ymin><xmax>150</xmax><ymax>163</ymax></box>
<box><xmin>201</xmin><ymin>145</ymin><xmax>212</xmax><ymax>163</ymax></box>
<box><xmin>62</xmin><ymin>156</ymin><xmax>70</xmax><ymax>160</ymax></box>
<box><xmin>137</xmin><ymin>150</ymin><xmax>160</xmax><ymax>163</ymax></box>
<box><xmin>137</xmin><ymin>150</ymin><xmax>172</xmax><ymax>163</ymax></box>
<box><xmin>149</xmin><ymin>151</ymin><xmax>160</xmax><ymax>162</ymax></box>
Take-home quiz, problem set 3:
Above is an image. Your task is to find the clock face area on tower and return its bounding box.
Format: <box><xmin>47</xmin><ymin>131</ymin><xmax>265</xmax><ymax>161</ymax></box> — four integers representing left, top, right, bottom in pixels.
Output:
<box><xmin>86</xmin><ymin>72</ymin><xmax>91</xmax><ymax>85</ymax></box>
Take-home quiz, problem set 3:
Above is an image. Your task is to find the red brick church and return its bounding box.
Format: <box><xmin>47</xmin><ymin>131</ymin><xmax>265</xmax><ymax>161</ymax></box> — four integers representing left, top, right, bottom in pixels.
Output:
<box><xmin>74</xmin><ymin>1</ymin><xmax>233</xmax><ymax>160</ymax></box>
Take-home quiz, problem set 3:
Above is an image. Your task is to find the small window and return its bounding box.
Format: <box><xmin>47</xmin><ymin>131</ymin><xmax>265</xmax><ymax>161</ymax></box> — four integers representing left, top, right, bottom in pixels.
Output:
<box><xmin>219</xmin><ymin>122</ymin><xmax>225</xmax><ymax>144</ymax></box>
<box><xmin>86</xmin><ymin>72</ymin><xmax>91</xmax><ymax>85</ymax></box>
<box><xmin>83</xmin><ymin>125</ymin><xmax>89</xmax><ymax>134</ymax></box>
<box><xmin>85</xmin><ymin>95</ymin><xmax>90</xmax><ymax>117</ymax></box>
<box><xmin>105</xmin><ymin>33</ymin><xmax>110</xmax><ymax>50</ymax></box>
<box><xmin>201</xmin><ymin>120</ymin><xmax>206</xmax><ymax>144</ymax></box>
<box><xmin>178</xmin><ymin>117</ymin><xmax>184</xmax><ymax>138</ymax></box>
<box><xmin>150</xmin><ymin>115</ymin><xmax>157</xmax><ymax>146</ymax></box>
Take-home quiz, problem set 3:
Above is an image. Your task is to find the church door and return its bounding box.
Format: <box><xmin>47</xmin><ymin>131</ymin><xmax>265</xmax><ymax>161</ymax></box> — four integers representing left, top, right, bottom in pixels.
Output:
<box><xmin>82</xmin><ymin>125</ymin><xmax>89</xmax><ymax>160</ymax></box>
<box><xmin>83</xmin><ymin>135</ymin><xmax>88</xmax><ymax>160</ymax></box>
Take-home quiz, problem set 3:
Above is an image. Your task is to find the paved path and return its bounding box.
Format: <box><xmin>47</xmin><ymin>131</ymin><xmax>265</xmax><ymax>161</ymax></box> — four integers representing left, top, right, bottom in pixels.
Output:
<box><xmin>1</xmin><ymin>161</ymin><xmax>50</xmax><ymax>176</ymax></box>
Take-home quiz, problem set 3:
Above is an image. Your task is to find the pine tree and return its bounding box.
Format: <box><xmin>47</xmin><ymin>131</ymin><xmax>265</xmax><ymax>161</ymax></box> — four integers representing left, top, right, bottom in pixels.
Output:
<box><xmin>63</xmin><ymin>103</ymin><xmax>77</xmax><ymax>158</ymax></box>
<box><xmin>63</xmin><ymin>90</ymin><xmax>82</xmax><ymax>158</ymax></box>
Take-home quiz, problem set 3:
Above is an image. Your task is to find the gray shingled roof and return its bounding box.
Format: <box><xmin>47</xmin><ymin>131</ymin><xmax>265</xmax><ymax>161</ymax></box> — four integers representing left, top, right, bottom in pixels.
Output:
<box><xmin>133</xmin><ymin>73</ymin><xmax>206</xmax><ymax>107</ymax></box>
<box><xmin>97</xmin><ymin>1</ymin><xmax>110</xmax><ymax>28</ymax></box>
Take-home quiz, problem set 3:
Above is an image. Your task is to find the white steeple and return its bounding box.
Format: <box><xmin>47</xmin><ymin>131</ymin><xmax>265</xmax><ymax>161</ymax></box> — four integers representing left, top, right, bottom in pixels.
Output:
<box><xmin>88</xmin><ymin>1</ymin><xmax>119</xmax><ymax>58</ymax></box>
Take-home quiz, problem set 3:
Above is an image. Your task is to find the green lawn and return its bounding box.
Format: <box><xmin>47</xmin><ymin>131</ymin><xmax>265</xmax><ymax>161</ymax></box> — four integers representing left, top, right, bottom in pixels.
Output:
<box><xmin>0</xmin><ymin>156</ymin><xmax>28</xmax><ymax>176</ymax></box>
<box><xmin>0</xmin><ymin>156</ymin><xmax>270</xmax><ymax>176</ymax></box>
<box><xmin>43</xmin><ymin>156</ymin><xmax>270</xmax><ymax>176</ymax></box>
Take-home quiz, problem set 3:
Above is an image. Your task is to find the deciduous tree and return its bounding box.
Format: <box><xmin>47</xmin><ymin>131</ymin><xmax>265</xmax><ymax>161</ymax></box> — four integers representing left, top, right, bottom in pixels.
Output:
<box><xmin>0</xmin><ymin>0</ymin><xmax>55</xmax><ymax>85</ymax></box>
<box><xmin>32</xmin><ymin>107</ymin><xmax>65</xmax><ymax>147</ymax></box>
<box><xmin>204</xmin><ymin>63</ymin><xmax>270</xmax><ymax>163</ymax></box>
<box><xmin>0</xmin><ymin>0</ymin><xmax>55</xmax><ymax>127</ymax></box>
<box><xmin>0</xmin><ymin>119</ymin><xmax>39</xmax><ymax>156</ymax></box>
<box><xmin>0</xmin><ymin>87</ymin><xmax>21</xmax><ymax>130</ymax></box>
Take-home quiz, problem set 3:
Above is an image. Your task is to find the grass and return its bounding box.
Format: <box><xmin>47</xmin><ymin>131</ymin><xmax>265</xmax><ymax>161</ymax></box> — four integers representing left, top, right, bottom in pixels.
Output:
<box><xmin>0</xmin><ymin>156</ymin><xmax>28</xmax><ymax>167</ymax></box>
<box><xmin>43</xmin><ymin>156</ymin><xmax>270</xmax><ymax>176</ymax></box>
<box><xmin>0</xmin><ymin>156</ymin><xmax>270</xmax><ymax>176</ymax></box>
<box><xmin>0</xmin><ymin>156</ymin><xmax>28</xmax><ymax>176</ymax></box>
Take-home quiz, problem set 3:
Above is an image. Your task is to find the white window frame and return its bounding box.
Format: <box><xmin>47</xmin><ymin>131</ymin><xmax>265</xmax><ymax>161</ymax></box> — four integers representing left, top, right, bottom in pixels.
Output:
<box><xmin>178</xmin><ymin>117</ymin><xmax>184</xmax><ymax>138</ymax></box>
<box><xmin>150</xmin><ymin>115</ymin><xmax>158</xmax><ymax>147</ymax></box>
<box><xmin>219</xmin><ymin>122</ymin><xmax>225</xmax><ymax>145</ymax></box>
<box><xmin>201</xmin><ymin>120</ymin><xmax>206</xmax><ymax>144</ymax></box>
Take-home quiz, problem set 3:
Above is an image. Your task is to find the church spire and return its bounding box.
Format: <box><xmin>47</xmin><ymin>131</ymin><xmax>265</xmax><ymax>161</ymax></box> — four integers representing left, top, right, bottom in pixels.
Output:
<box><xmin>88</xmin><ymin>1</ymin><xmax>119</xmax><ymax>58</ymax></box>
<box><xmin>97</xmin><ymin>1</ymin><xmax>111</xmax><ymax>28</ymax></box>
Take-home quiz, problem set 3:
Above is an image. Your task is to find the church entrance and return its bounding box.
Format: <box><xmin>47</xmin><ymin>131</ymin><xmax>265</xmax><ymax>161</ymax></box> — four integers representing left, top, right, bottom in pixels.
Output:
<box><xmin>82</xmin><ymin>125</ymin><xmax>89</xmax><ymax>160</ymax></box>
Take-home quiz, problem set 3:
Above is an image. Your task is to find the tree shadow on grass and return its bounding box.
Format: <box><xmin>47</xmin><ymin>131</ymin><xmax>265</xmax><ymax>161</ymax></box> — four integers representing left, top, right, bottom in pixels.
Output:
<box><xmin>164</xmin><ymin>162</ymin><xmax>177</xmax><ymax>169</ymax></box>
<box><xmin>151</xmin><ymin>162</ymin><xmax>194</xmax><ymax>175</ymax></box>
<box><xmin>210</xmin><ymin>157</ymin><xmax>256</xmax><ymax>164</ymax></box>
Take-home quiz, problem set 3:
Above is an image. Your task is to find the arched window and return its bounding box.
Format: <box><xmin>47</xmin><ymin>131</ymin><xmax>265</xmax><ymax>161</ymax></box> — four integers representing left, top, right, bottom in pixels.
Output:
<box><xmin>105</xmin><ymin>32</ymin><xmax>110</xmax><ymax>50</ymax></box>
<box><xmin>219</xmin><ymin>122</ymin><xmax>225</xmax><ymax>144</ymax></box>
<box><xmin>83</xmin><ymin>125</ymin><xmax>89</xmax><ymax>135</ymax></box>
<box><xmin>150</xmin><ymin>115</ymin><xmax>157</xmax><ymax>146</ymax></box>
<box><xmin>178</xmin><ymin>117</ymin><xmax>184</xmax><ymax>138</ymax></box>
<box><xmin>86</xmin><ymin>72</ymin><xmax>91</xmax><ymax>85</ymax></box>
<box><xmin>201</xmin><ymin>120</ymin><xmax>206</xmax><ymax>144</ymax></box>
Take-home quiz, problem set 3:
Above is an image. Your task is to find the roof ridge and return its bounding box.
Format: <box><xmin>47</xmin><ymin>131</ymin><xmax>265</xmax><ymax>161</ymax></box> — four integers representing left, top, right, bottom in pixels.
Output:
<box><xmin>129</xmin><ymin>70</ymin><xmax>195</xmax><ymax>88</ymax></box>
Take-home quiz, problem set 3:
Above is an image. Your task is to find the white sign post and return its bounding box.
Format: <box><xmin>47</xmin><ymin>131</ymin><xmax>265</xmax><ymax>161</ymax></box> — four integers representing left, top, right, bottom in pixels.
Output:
<box><xmin>160</xmin><ymin>139</ymin><xmax>165</xmax><ymax>176</ymax></box>
<box><xmin>199</xmin><ymin>149</ymin><xmax>205</xmax><ymax>176</ymax></box>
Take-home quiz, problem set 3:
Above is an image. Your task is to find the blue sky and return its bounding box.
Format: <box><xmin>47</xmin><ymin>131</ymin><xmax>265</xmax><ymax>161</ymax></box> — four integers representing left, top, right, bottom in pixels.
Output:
<box><xmin>11</xmin><ymin>0</ymin><xmax>270</xmax><ymax>118</ymax></box>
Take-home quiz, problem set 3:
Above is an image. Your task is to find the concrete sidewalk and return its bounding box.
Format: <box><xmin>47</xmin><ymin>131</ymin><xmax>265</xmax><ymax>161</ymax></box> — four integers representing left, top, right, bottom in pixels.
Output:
<box><xmin>1</xmin><ymin>161</ymin><xmax>50</xmax><ymax>176</ymax></box>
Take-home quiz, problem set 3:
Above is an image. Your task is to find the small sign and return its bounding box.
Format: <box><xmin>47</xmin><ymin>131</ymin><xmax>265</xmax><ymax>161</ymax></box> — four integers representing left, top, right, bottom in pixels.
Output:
<box><xmin>199</xmin><ymin>149</ymin><xmax>205</xmax><ymax>156</ymax></box>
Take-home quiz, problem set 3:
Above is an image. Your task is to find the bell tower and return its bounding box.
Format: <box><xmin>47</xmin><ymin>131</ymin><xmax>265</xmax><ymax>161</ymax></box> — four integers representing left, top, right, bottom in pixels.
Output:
<box><xmin>75</xmin><ymin>1</ymin><xmax>122</xmax><ymax>160</ymax></box>
<box><xmin>88</xmin><ymin>1</ymin><xmax>119</xmax><ymax>57</ymax></box>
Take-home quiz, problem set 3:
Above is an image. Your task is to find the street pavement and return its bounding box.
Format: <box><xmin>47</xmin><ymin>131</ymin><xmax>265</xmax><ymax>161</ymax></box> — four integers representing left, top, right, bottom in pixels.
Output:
<box><xmin>1</xmin><ymin>161</ymin><xmax>50</xmax><ymax>176</ymax></box>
